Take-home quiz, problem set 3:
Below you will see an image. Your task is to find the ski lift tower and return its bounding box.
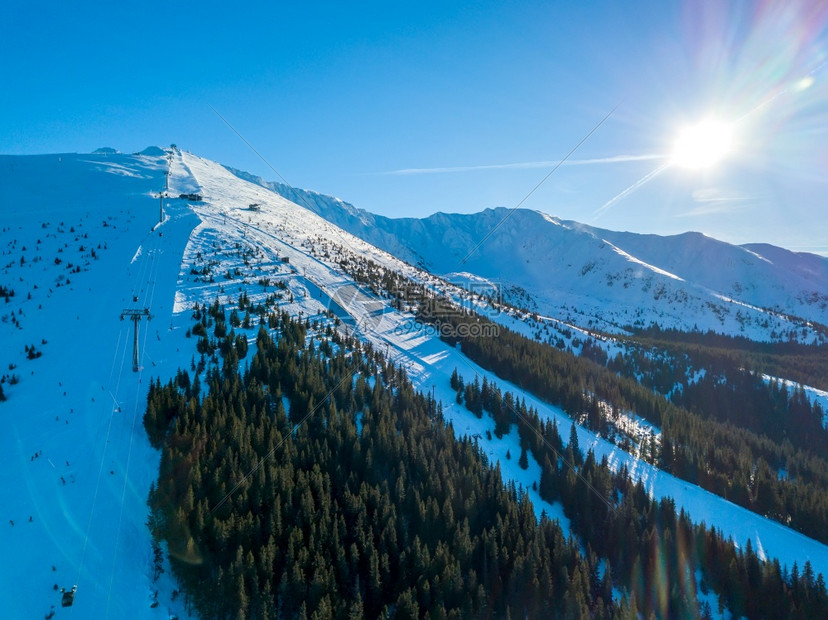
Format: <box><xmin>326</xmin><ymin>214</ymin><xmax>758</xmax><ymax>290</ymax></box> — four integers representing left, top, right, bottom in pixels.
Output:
<box><xmin>121</xmin><ymin>308</ymin><xmax>150</xmax><ymax>372</ymax></box>
<box><xmin>157</xmin><ymin>191</ymin><xmax>167</xmax><ymax>225</ymax></box>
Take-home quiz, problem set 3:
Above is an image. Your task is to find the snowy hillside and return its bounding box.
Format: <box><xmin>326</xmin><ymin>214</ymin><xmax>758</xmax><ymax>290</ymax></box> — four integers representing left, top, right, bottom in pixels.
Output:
<box><xmin>231</xmin><ymin>169</ymin><xmax>828</xmax><ymax>343</ymax></box>
<box><xmin>184</xmin><ymin>153</ymin><xmax>828</xmax><ymax>579</ymax></box>
<box><xmin>1</xmin><ymin>149</ymin><xmax>826</xmax><ymax>618</ymax></box>
<box><xmin>0</xmin><ymin>150</ymin><xmax>197</xmax><ymax>618</ymax></box>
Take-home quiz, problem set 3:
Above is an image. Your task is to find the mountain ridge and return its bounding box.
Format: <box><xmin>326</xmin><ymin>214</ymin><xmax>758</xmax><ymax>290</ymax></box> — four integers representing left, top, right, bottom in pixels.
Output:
<box><xmin>2</xmin><ymin>149</ymin><xmax>827</xmax><ymax>618</ymax></box>
<box><xmin>226</xmin><ymin>165</ymin><xmax>828</xmax><ymax>342</ymax></box>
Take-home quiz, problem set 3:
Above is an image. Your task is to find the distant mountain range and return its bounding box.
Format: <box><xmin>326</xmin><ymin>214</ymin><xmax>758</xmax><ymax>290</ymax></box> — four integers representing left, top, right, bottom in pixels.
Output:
<box><xmin>227</xmin><ymin>166</ymin><xmax>828</xmax><ymax>342</ymax></box>
<box><xmin>3</xmin><ymin>149</ymin><xmax>827</xmax><ymax>619</ymax></box>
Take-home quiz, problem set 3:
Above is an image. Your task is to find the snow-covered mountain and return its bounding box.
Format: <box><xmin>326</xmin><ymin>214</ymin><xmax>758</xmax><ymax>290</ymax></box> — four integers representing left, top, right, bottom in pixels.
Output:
<box><xmin>230</xmin><ymin>168</ymin><xmax>828</xmax><ymax>342</ymax></box>
<box><xmin>2</xmin><ymin>149</ymin><xmax>827</xmax><ymax>619</ymax></box>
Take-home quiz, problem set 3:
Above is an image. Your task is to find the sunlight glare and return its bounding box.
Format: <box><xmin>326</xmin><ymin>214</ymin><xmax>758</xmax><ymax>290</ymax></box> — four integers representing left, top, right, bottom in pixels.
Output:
<box><xmin>671</xmin><ymin>119</ymin><xmax>734</xmax><ymax>170</ymax></box>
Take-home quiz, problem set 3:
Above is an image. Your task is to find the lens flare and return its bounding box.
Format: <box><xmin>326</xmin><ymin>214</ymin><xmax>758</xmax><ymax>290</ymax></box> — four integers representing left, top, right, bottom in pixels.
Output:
<box><xmin>671</xmin><ymin>119</ymin><xmax>735</xmax><ymax>169</ymax></box>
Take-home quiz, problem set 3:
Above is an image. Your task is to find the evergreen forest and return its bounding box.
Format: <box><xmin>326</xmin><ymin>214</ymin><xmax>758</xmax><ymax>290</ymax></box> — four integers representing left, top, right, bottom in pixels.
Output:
<box><xmin>145</xmin><ymin>299</ymin><xmax>828</xmax><ymax>618</ymax></box>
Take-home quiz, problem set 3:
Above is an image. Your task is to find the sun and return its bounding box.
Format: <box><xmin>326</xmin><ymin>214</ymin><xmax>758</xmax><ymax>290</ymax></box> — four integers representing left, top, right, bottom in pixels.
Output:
<box><xmin>671</xmin><ymin>119</ymin><xmax>735</xmax><ymax>170</ymax></box>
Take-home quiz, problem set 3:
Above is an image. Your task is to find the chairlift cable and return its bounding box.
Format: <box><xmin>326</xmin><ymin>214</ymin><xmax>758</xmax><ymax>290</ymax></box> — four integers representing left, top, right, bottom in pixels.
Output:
<box><xmin>72</xmin><ymin>214</ymin><xmax>165</xmax><ymax>612</ymax></box>
<box><xmin>71</xmin><ymin>311</ymin><xmax>131</xmax><ymax>609</ymax></box>
<box><xmin>105</xmin><ymin>236</ymin><xmax>162</xmax><ymax>616</ymax></box>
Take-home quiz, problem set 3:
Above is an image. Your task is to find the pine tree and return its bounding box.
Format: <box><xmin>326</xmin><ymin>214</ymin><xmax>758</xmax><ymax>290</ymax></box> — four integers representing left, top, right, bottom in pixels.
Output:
<box><xmin>143</xmin><ymin>308</ymin><xmax>828</xmax><ymax>619</ymax></box>
<box><xmin>518</xmin><ymin>447</ymin><xmax>529</xmax><ymax>470</ymax></box>
<box><xmin>568</xmin><ymin>423</ymin><xmax>582</xmax><ymax>466</ymax></box>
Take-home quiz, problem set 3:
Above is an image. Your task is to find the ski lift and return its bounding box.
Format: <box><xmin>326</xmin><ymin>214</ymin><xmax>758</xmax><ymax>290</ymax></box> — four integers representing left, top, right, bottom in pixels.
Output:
<box><xmin>60</xmin><ymin>585</ymin><xmax>77</xmax><ymax>607</ymax></box>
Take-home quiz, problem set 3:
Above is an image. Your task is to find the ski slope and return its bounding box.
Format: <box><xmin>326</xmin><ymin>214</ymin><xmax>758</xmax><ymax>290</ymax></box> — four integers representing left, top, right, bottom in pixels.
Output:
<box><xmin>179</xmin><ymin>152</ymin><xmax>828</xmax><ymax>578</ymax></box>
<box><xmin>0</xmin><ymin>148</ymin><xmax>825</xmax><ymax>619</ymax></box>
<box><xmin>238</xmin><ymin>172</ymin><xmax>828</xmax><ymax>343</ymax></box>
<box><xmin>0</xmin><ymin>151</ymin><xmax>197</xmax><ymax>618</ymax></box>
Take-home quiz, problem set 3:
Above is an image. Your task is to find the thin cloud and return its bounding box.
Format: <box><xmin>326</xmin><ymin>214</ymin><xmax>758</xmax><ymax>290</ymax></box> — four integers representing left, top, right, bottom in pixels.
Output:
<box><xmin>784</xmin><ymin>244</ymin><xmax>828</xmax><ymax>256</ymax></box>
<box><xmin>677</xmin><ymin>203</ymin><xmax>750</xmax><ymax>218</ymax></box>
<box><xmin>382</xmin><ymin>154</ymin><xmax>663</xmax><ymax>176</ymax></box>
<box><xmin>676</xmin><ymin>188</ymin><xmax>753</xmax><ymax>217</ymax></box>
<box><xmin>592</xmin><ymin>163</ymin><xmax>670</xmax><ymax>219</ymax></box>
<box><xmin>691</xmin><ymin>187</ymin><xmax>752</xmax><ymax>203</ymax></box>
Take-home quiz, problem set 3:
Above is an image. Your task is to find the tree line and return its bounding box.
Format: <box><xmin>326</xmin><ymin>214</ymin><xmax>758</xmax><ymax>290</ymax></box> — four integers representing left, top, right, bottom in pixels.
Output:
<box><xmin>144</xmin><ymin>297</ymin><xmax>828</xmax><ymax>618</ymax></box>
<box><xmin>335</xmin><ymin>255</ymin><xmax>828</xmax><ymax>543</ymax></box>
<box><xmin>146</xmin><ymin>309</ymin><xmax>627</xmax><ymax>618</ymax></box>
<box><xmin>454</xmin><ymin>369</ymin><xmax>828</xmax><ymax>618</ymax></box>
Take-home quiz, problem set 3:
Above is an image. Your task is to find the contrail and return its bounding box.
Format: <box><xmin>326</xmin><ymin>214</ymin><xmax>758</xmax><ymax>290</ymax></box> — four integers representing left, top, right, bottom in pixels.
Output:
<box><xmin>592</xmin><ymin>163</ymin><xmax>671</xmax><ymax>220</ymax></box>
<box><xmin>458</xmin><ymin>105</ymin><xmax>618</xmax><ymax>265</ymax></box>
<box><xmin>589</xmin><ymin>64</ymin><xmax>828</xmax><ymax>222</ymax></box>
<box><xmin>384</xmin><ymin>154</ymin><xmax>662</xmax><ymax>176</ymax></box>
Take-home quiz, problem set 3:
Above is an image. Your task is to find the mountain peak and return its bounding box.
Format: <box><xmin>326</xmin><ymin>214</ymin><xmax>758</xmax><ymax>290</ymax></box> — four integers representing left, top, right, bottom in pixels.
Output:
<box><xmin>238</xmin><ymin>172</ymin><xmax>827</xmax><ymax>342</ymax></box>
<box><xmin>139</xmin><ymin>146</ymin><xmax>167</xmax><ymax>156</ymax></box>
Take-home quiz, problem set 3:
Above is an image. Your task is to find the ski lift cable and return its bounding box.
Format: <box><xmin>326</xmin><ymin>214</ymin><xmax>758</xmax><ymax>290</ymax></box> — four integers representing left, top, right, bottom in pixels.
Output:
<box><xmin>73</xmin><ymin>228</ymin><xmax>164</xmax><ymax>607</ymax></box>
<box><xmin>110</xmin><ymin>240</ymin><xmax>159</xmax><ymax>446</ymax></box>
<box><xmin>105</xmin><ymin>230</ymin><xmax>163</xmax><ymax>616</ymax></box>
<box><xmin>127</xmin><ymin>218</ymin><xmax>160</xmax><ymax>308</ymax></box>
<box><xmin>73</xmin><ymin>283</ymin><xmax>134</xmax><ymax>586</ymax></box>
<box><xmin>107</xmin><ymin>331</ymin><xmax>123</xmax><ymax>387</ymax></box>
<box><xmin>129</xmin><ymin>242</ymin><xmax>154</xmax><ymax>308</ymax></box>
<box><xmin>458</xmin><ymin>105</ymin><xmax>617</xmax><ymax>266</ymax></box>
<box><xmin>104</xmin><ymin>363</ymin><xmax>148</xmax><ymax>617</ymax></box>
<box><xmin>136</xmin><ymin>246</ymin><xmax>162</xmax><ymax>371</ymax></box>
<box><xmin>207</xmin><ymin>105</ymin><xmax>331</xmax><ymax>219</ymax></box>
<box><xmin>451</xmin><ymin>352</ymin><xmax>615</xmax><ymax>512</ymax></box>
<box><xmin>139</xmin><ymin>245</ymin><xmax>161</xmax><ymax>310</ymax></box>
<box><xmin>71</xmin><ymin>317</ymin><xmax>132</xmax><ymax>603</ymax></box>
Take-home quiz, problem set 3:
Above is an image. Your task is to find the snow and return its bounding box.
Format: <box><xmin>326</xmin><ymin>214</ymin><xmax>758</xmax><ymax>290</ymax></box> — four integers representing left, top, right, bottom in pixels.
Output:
<box><xmin>696</xmin><ymin>570</ymin><xmax>732</xmax><ymax>619</ymax></box>
<box><xmin>442</xmin><ymin>403</ymin><xmax>570</xmax><ymax>531</ymax></box>
<box><xmin>761</xmin><ymin>373</ymin><xmax>828</xmax><ymax>428</ymax></box>
<box><xmin>177</xmin><ymin>152</ymin><xmax>828</xmax><ymax>579</ymax></box>
<box><xmin>0</xmin><ymin>151</ymin><xmax>196</xmax><ymax>618</ymax></box>
<box><xmin>1</xmin><ymin>148</ymin><xmax>825</xmax><ymax>620</ymax></box>
<box><xmin>603</xmin><ymin>238</ymin><xmax>685</xmax><ymax>282</ymax></box>
<box><xmin>370</xmin><ymin>307</ymin><xmax>828</xmax><ymax>579</ymax></box>
<box><xmin>246</xmin><ymin>178</ymin><xmax>828</xmax><ymax>343</ymax></box>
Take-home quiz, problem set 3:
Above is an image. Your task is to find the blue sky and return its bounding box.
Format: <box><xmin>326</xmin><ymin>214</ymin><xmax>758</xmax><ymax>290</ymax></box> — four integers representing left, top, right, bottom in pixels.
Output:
<box><xmin>2</xmin><ymin>1</ymin><xmax>828</xmax><ymax>253</ymax></box>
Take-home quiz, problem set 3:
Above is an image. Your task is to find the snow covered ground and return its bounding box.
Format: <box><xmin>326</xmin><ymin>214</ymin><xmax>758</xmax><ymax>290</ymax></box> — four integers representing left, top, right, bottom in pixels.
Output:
<box><xmin>762</xmin><ymin>373</ymin><xmax>828</xmax><ymax>428</ymax></box>
<box><xmin>178</xmin><ymin>151</ymin><xmax>828</xmax><ymax>578</ymax></box>
<box><xmin>0</xmin><ymin>151</ymin><xmax>196</xmax><ymax>618</ymax></box>
<box><xmin>1</xmin><ymin>148</ymin><xmax>825</xmax><ymax>619</ymax></box>
<box><xmin>239</xmin><ymin>174</ymin><xmax>828</xmax><ymax>344</ymax></box>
